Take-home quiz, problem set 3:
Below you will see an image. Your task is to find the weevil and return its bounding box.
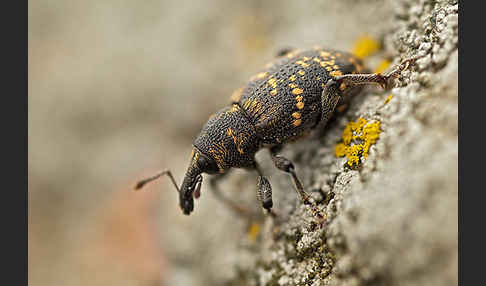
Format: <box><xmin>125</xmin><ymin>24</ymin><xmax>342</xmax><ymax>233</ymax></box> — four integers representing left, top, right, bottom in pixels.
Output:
<box><xmin>134</xmin><ymin>47</ymin><xmax>420</xmax><ymax>217</ymax></box>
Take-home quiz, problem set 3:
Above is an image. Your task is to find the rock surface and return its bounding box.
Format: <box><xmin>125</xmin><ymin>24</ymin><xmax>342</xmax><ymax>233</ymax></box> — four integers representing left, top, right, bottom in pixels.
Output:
<box><xmin>228</xmin><ymin>1</ymin><xmax>458</xmax><ymax>285</ymax></box>
<box><xmin>29</xmin><ymin>0</ymin><xmax>457</xmax><ymax>285</ymax></box>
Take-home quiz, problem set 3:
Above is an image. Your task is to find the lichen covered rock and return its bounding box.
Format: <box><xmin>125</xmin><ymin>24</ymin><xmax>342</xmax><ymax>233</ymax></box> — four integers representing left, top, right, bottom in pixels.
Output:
<box><xmin>229</xmin><ymin>1</ymin><xmax>458</xmax><ymax>285</ymax></box>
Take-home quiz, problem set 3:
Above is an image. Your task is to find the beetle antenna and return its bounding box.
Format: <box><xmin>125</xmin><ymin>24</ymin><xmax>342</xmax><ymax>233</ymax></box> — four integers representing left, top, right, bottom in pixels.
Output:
<box><xmin>133</xmin><ymin>169</ymin><xmax>180</xmax><ymax>193</ymax></box>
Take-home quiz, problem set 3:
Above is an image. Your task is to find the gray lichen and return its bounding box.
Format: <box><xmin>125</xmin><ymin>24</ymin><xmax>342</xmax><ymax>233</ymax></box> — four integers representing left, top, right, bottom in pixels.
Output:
<box><xmin>228</xmin><ymin>0</ymin><xmax>458</xmax><ymax>285</ymax></box>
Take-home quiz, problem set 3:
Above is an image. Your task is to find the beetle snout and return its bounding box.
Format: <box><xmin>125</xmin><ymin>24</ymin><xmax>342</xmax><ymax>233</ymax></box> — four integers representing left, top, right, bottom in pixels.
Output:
<box><xmin>179</xmin><ymin>177</ymin><xmax>195</xmax><ymax>215</ymax></box>
<box><xmin>179</xmin><ymin>173</ymin><xmax>202</xmax><ymax>215</ymax></box>
<box><xmin>180</xmin><ymin>195</ymin><xmax>194</xmax><ymax>215</ymax></box>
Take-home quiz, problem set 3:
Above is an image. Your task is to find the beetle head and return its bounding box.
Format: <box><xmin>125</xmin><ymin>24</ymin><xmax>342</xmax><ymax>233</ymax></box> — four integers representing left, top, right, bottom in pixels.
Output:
<box><xmin>179</xmin><ymin>147</ymin><xmax>219</xmax><ymax>215</ymax></box>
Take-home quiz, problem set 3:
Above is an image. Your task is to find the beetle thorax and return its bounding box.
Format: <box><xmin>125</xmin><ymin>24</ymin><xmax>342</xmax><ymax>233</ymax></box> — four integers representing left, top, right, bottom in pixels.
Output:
<box><xmin>194</xmin><ymin>104</ymin><xmax>260</xmax><ymax>172</ymax></box>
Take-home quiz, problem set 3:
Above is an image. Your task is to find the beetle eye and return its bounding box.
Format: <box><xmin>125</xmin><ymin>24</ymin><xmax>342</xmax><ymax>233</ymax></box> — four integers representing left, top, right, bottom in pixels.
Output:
<box><xmin>196</xmin><ymin>153</ymin><xmax>219</xmax><ymax>174</ymax></box>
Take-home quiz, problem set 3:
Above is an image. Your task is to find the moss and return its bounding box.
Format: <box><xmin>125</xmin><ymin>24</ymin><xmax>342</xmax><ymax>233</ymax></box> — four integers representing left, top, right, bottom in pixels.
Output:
<box><xmin>335</xmin><ymin>118</ymin><xmax>382</xmax><ymax>167</ymax></box>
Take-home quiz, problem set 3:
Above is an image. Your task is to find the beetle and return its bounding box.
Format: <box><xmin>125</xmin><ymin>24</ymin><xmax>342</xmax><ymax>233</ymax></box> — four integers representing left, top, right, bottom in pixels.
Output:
<box><xmin>134</xmin><ymin>46</ymin><xmax>419</xmax><ymax>217</ymax></box>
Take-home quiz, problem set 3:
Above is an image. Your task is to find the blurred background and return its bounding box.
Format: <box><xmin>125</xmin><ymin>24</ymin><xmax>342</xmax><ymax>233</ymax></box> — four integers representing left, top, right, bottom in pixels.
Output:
<box><xmin>29</xmin><ymin>1</ymin><xmax>399</xmax><ymax>285</ymax></box>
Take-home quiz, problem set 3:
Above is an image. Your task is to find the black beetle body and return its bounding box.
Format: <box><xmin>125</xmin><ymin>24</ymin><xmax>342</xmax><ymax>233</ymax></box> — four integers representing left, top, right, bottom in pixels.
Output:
<box><xmin>135</xmin><ymin>47</ymin><xmax>419</xmax><ymax>216</ymax></box>
<box><xmin>181</xmin><ymin>48</ymin><xmax>365</xmax><ymax>214</ymax></box>
<box><xmin>196</xmin><ymin>49</ymin><xmax>364</xmax><ymax>170</ymax></box>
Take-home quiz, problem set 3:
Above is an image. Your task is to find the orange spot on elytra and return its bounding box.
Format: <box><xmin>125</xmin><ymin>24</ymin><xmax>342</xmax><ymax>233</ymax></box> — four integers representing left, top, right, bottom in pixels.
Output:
<box><xmin>292</xmin><ymin>88</ymin><xmax>304</xmax><ymax>95</ymax></box>
<box><xmin>330</xmin><ymin>70</ymin><xmax>343</xmax><ymax>77</ymax></box>
<box><xmin>296</xmin><ymin>60</ymin><xmax>310</xmax><ymax>68</ymax></box>
<box><xmin>289</xmin><ymin>83</ymin><xmax>298</xmax><ymax>88</ymax></box>
<box><xmin>293</xmin><ymin>119</ymin><xmax>302</xmax><ymax>127</ymax></box>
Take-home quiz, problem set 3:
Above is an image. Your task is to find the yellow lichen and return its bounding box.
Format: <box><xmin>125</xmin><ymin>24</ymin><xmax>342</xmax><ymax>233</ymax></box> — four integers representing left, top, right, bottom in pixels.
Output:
<box><xmin>384</xmin><ymin>94</ymin><xmax>393</xmax><ymax>104</ymax></box>
<box><xmin>352</xmin><ymin>35</ymin><xmax>380</xmax><ymax>60</ymax></box>
<box><xmin>334</xmin><ymin>143</ymin><xmax>347</xmax><ymax>157</ymax></box>
<box><xmin>248</xmin><ymin>223</ymin><xmax>261</xmax><ymax>241</ymax></box>
<box><xmin>374</xmin><ymin>59</ymin><xmax>391</xmax><ymax>74</ymax></box>
<box><xmin>334</xmin><ymin>118</ymin><xmax>382</xmax><ymax>167</ymax></box>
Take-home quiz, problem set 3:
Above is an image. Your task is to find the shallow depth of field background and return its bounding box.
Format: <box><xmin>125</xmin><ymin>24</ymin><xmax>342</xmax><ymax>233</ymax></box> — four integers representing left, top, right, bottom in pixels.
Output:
<box><xmin>29</xmin><ymin>1</ymin><xmax>398</xmax><ymax>285</ymax></box>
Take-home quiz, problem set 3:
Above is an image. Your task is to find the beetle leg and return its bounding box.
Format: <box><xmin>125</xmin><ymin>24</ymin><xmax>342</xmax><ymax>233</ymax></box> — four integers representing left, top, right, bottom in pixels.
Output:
<box><xmin>333</xmin><ymin>56</ymin><xmax>422</xmax><ymax>89</ymax></box>
<box><xmin>320</xmin><ymin>78</ymin><xmax>344</xmax><ymax>129</ymax></box>
<box><xmin>253</xmin><ymin>164</ymin><xmax>278</xmax><ymax>217</ymax></box>
<box><xmin>256</xmin><ymin>175</ymin><xmax>273</xmax><ymax>211</ymax></box>
<box><xmin>208</xmin><ymin>172</ymin><xmax>259</xmax><ymax>219</ymax></box>
<box><xmin>269</xmin><ymin>148</ymin><xmax>311</xmax><ymax>204</ymax></box>
<box><xmin>269</xmin><ymin>147</ymin><xmax>324</xmax><ymax>220</ymax></box>
<box><xmin>319</xmin><ymin>56</ymin><xmax>422</xmax><ymax>128</ymax></box>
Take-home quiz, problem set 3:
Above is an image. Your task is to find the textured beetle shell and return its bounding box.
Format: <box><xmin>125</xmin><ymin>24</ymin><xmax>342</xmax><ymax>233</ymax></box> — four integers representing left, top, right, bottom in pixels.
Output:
<box><xmin>236</xmin><ymin>48</ymin><xmax>364</xmax><ymax>144</ymax></box>
<box><xmin>194</xmin><ymin>104</ymin><xmax>260</xmax><ymax>171</ymax></box>
<box><xmin>194</xmin><ymin>48</ymin><xmax>365</xmax><ymax>172</ymax></box>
